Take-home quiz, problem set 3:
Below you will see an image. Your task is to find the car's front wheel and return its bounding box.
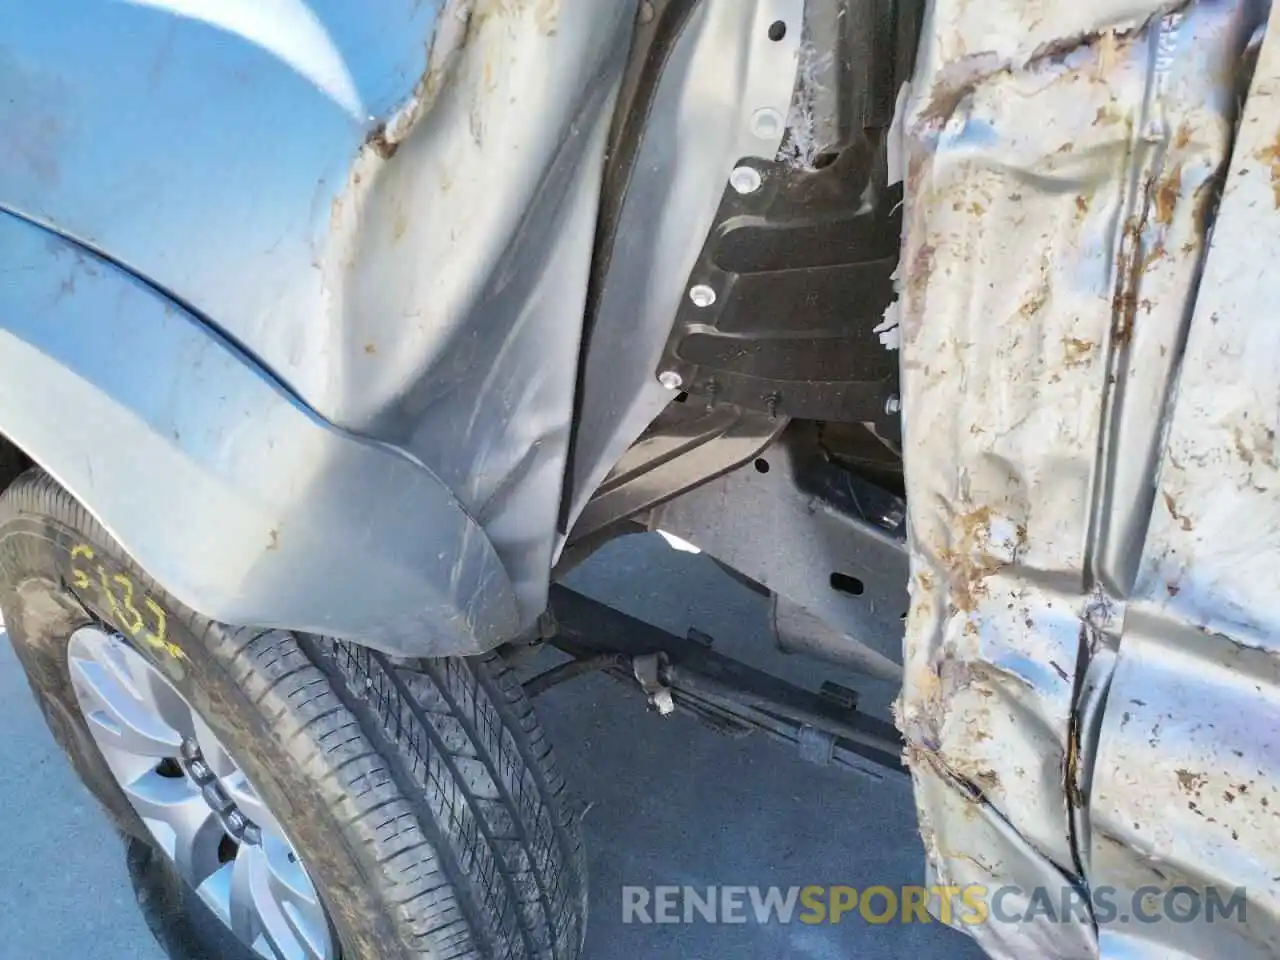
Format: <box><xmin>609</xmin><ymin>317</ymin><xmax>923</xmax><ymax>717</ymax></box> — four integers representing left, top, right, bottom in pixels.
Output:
<box><xmin>0</xmin><ymin>468</ymin><xmax>586</xmax><ymax>960</ymax></box>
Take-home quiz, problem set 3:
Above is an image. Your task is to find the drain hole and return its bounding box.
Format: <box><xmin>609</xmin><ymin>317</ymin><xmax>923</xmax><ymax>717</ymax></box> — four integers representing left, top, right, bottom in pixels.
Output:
<box><xmin>155</xmin><ymin>758</ymin><xmax>185</xmax><ymax>779</ymax></box>
<box><xmin>768</xmin><ymin>19</ymin><xmax>787</xmax><ymax>41</ymax></box>
<box><xmin>674</xmin><ymin>391</ymin><xmax>689</xmax><ymax>403</ymax></box>
<box><xmin>218</xmin><ymin>834</ymin><xmax>239</xmax><ymax>864</ymax></box>
<box><xmin>829</xmin><ymin>572</ymin><xmax>865</xmax><ymax>596</ymax></box>
<box><xmin>754</xmin><ymin>458</ymin><xmax>770</xmax><ymax>474</ymax></box>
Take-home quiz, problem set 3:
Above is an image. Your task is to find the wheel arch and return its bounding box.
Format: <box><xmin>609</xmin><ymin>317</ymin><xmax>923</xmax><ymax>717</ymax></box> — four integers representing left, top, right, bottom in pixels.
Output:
<box><xmin>0</xmin><ymin>210</ymin><xmax>521</xmax><ymax>655</ymax></box>
<box><xmin>0</xmin><ymin>433</ymin><xmax>31</xmax><ymax>496</ymax></box>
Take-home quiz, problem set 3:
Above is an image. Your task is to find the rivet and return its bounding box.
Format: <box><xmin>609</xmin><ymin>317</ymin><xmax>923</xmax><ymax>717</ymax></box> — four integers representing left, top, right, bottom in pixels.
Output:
<box><xmin>730</xmin><ymin>166</ymin><xmax>762</xmax><ymax>194</ymax></box>
<box><xmin>689</xmin><ymin>284</ymin><xmax>717</xmax><ymax>308</ymax></box>
<box><xmin>751</xmin><ymin>107</ymin><xmax>784</xmax><ymax>140</ymax></box>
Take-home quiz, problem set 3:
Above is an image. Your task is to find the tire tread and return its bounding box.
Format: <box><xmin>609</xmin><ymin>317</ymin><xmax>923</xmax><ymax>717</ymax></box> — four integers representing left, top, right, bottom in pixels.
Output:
<box><xmin>0</xmin><ymin>468</ymin><xmax>585</xmax><ymax>960</ymax></box>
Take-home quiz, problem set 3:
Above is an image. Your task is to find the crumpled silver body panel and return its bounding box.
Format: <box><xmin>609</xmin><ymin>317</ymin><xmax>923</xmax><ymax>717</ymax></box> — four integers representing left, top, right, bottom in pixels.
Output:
<box><xmin>0</xmin><ymin>0</ymin><xmax>803</xmax><ymax>642</ymax></box>
<box><xmin>1</xmin><ymin>0</ymin><xmax>637</xmax><ymax>627</ymax></box>
<box><xmin>898</xmin><ymin>1</ymin><xmax>1277</xmax><ymax>957</ymax></box>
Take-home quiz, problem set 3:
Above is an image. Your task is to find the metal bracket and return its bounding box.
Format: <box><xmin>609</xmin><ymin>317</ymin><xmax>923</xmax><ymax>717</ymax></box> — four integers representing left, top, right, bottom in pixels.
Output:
<box><xmin>632</xmin><ymin>652</ymin><xmax>676</xmax><ymax>715</ymax></box>
<box><xmin>547</xmin><ymin>585</ymin><xmax>903</xmax><ymax>779</ymax></box>
<box><xmin>797</xmin><ymin>725</ymin><xmax>836</xmax><ymax>766</ymax></box>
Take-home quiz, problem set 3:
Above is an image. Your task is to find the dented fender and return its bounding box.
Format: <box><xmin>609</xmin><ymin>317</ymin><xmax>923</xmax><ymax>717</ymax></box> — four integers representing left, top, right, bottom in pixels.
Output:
<box><xmin>0</xmin><ymin>0</ymin><xmax>639</xmax><ymax>628</ymax></box>
<box><xmin>0</xmin><ymin>211</ymin><xmax>519</xmax><ymax>655</ymax></box>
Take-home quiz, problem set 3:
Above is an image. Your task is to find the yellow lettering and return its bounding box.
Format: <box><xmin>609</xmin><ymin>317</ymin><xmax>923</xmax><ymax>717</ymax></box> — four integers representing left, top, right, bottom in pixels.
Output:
<box><xmin>829</xmin><ymin>886</ymin><xmax>858</xmax><ymax>923</ymax></box>
<box><xmin>69</xmin><ymin>544</ymin><xmax>95</xmax><ymax>589</ymax></box>
<box><xmin>140</xmin><ymin>597</ymin><xmax>183</xmax><ymax>661</ymax></box>
<box><xmin>799</xmin><ymin>886</ymin><xmax>826</xmax><ymax>924</ymax></box>
<box><xmin>859</xmin><ymin>886</ymin><xmax>897</xmax><ymax>924</ymax></box>
<box><xmin>96</xmin><ymin>566</ymin><xmax>121</xmax><ymax>619</ymax></box>
<box><xmin>112</xmin><ymin>574</ymin><xmax>144</xmax><ymax>635</ymax></box>
<box><xmin>87</xmin><ymin>563</ymin><xmax>184</xmax><ymax>663</ymax></box>
<box><xmin>902</xmin><ymin>886</ymin><xmax>931</xmax><ymax>923</ymax></box>
<box><xmin>961</xmin><ymin>885</ymin><xmax>989</xmax><ymax>925</ymax></box>
<box><xmin>931</xmin><ymin>885</ymin><xmax>961</xmax><ymax>925</ymax></box>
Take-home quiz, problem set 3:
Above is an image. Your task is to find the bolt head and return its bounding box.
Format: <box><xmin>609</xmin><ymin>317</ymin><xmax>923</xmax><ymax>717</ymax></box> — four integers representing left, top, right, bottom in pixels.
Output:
<box><xmin>751</xmin><ymin>107</ymin><xmax>784</xmax><ymax>141</ymax></box>
<box><xmin>658</xmin><ymin>370</ymin><xmax>683</xmax><ymax>390</ymax></box>
<box><xmin>188</xmin><ymin>760</ymin><xmax>210</xmax><ymax>780</ymax></box>
<box><xmin>689</xmin><ymin>284</ymin><xmax>717</xmax><ymax>308</ymax></box>
<box><xmin>730</xmin><ymin>166</ymin><xmax>762</xmax><ymax>195</ymax></box>
<box><xmin>885</xmin><ymin>394</ymin><xmax>902</xmax><ymax>415</ymax></box>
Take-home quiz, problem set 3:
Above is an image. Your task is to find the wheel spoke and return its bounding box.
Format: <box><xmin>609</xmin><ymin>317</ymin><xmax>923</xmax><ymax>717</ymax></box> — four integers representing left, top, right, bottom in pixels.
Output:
<box><xmin>125</xmin><ymin>775</ymin><xmax>225</xmax><ymax>888</ymax></box>
<box><xmin>228</xmin><ymin>845</ymin><xmax>265</xmax><ymax>950</ymax></box>
<box><xmin>261</xmin><ymin>834</ymin><xmax>321</xmax><ymax>912</ymax></box>
<box><xmin>191</xmin><ymin>713</ymin><xmax>239</xmax><ymax>778</ymax></box>
<box><xmin>277</xmin><ymin>896</ymin><xmax>332</xmax><ymax>960</ymax></box>
<box><xmin>66</xmin><ymin>628</ymin><xmax>334</xmax><ymax>959</ymax></box>
<box><xmin>137</xmin><ymin>665</ymin><xmax>198</xmax><ymax>741</ymax></box>
<box><xmin>232</xmin><ymin>842</ymin><xmax>332</xmax><ymax>960</ymax></box>
<box><xmin>68</xmin><ymin>650</ymin><xmax>183</xmax><ymax>761</ymax></box>
<box><xmin>193</xmin><ymin>861</ymin><xmax>236</xmax><ymax>934</ymax></box>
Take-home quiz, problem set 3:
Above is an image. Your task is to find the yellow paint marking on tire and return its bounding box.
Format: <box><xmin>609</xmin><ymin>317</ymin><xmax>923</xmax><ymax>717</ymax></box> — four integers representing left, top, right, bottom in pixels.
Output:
<box><xmin>69</xmin><ymin>544</ymin><xmax>95</xmax><ymax>589</ymax></box>
<box><xmin>71</xmin><ymin>543</ymin><xmax>186</xmax><ymax>662</ymax></box>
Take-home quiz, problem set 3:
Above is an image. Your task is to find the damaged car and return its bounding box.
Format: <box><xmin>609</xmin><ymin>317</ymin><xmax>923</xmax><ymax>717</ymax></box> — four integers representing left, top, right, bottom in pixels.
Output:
<box><xmin>0</xmin><ymin>0</ymin><xmax>1275</xmax><ymax>957</ymax></box>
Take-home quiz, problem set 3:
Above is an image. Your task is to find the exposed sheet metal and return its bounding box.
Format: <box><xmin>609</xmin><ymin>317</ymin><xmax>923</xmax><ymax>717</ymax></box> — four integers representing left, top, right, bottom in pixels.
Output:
<box><xmin>897</xmin><ymin>0</ymin><xmax>1267</xmax><ymax>957</ymax></box>
<box><xmin>1089</xmin><ymin>9</ymin><xmax>1280</xmax><ymax>957</ymax></box>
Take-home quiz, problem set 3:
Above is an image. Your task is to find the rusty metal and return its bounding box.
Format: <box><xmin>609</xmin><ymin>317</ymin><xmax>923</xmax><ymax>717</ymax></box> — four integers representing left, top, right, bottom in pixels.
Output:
<box><xmin>898</xmin><ymin>1</ymin><xmax>1271</xmax><ymax>957</ymax></box>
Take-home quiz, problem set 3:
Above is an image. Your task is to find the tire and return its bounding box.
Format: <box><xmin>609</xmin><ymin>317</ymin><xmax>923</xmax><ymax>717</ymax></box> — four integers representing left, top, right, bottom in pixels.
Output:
<box><xmin>0</xmin><ymin>468</ymin><xmax>587</xmax><ymax>960</ymax></box>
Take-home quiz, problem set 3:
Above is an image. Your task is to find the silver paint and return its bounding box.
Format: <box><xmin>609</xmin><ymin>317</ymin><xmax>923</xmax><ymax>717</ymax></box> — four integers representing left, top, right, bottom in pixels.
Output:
<box><xmin>0</xmin><ymin>212</ymin><xmax>518</xmax><ymax>655</ymax></box>
<box><xmin>0</xmin><ymin>0</ymin><xmax>635</xmax><ymax>630</ymax></box>
<box><xmin>0</xmin><ymin>0</ymin><xmax>808</xmax><ymax>644</ymax></box>
<box><xmin>1090</xmin><ymin>9</ymin><xmax>1280</xmax><ymax>956</ymax></box>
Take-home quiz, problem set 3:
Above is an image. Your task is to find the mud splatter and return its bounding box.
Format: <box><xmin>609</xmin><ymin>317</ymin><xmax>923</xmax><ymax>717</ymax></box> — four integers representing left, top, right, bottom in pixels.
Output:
<box><xmin>1062</xmin><ymin>337</ymin><xmax>1096</xmax><ymax>366</ymax></box>
<box><xmin>1176</xmin><ymin>769</ymin><xmax>1207</xmax><ymax>794</ymax></box>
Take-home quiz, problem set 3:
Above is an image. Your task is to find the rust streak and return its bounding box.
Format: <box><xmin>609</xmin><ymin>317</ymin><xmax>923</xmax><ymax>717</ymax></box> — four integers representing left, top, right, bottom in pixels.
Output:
<box><xmin>1253</xmin><ymin>130</ymin><xmax>1280</xmax><ymax>209</ymax></box>
<box><xmin>1162</xmin><ymin>491</ymin><xmax>1194</xmax><ymax>532</ymax></box>
<box><xmin>1154</xmin><ymin>162</ymin><xmax>1183</xmax><ymax>226</ymax></box>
